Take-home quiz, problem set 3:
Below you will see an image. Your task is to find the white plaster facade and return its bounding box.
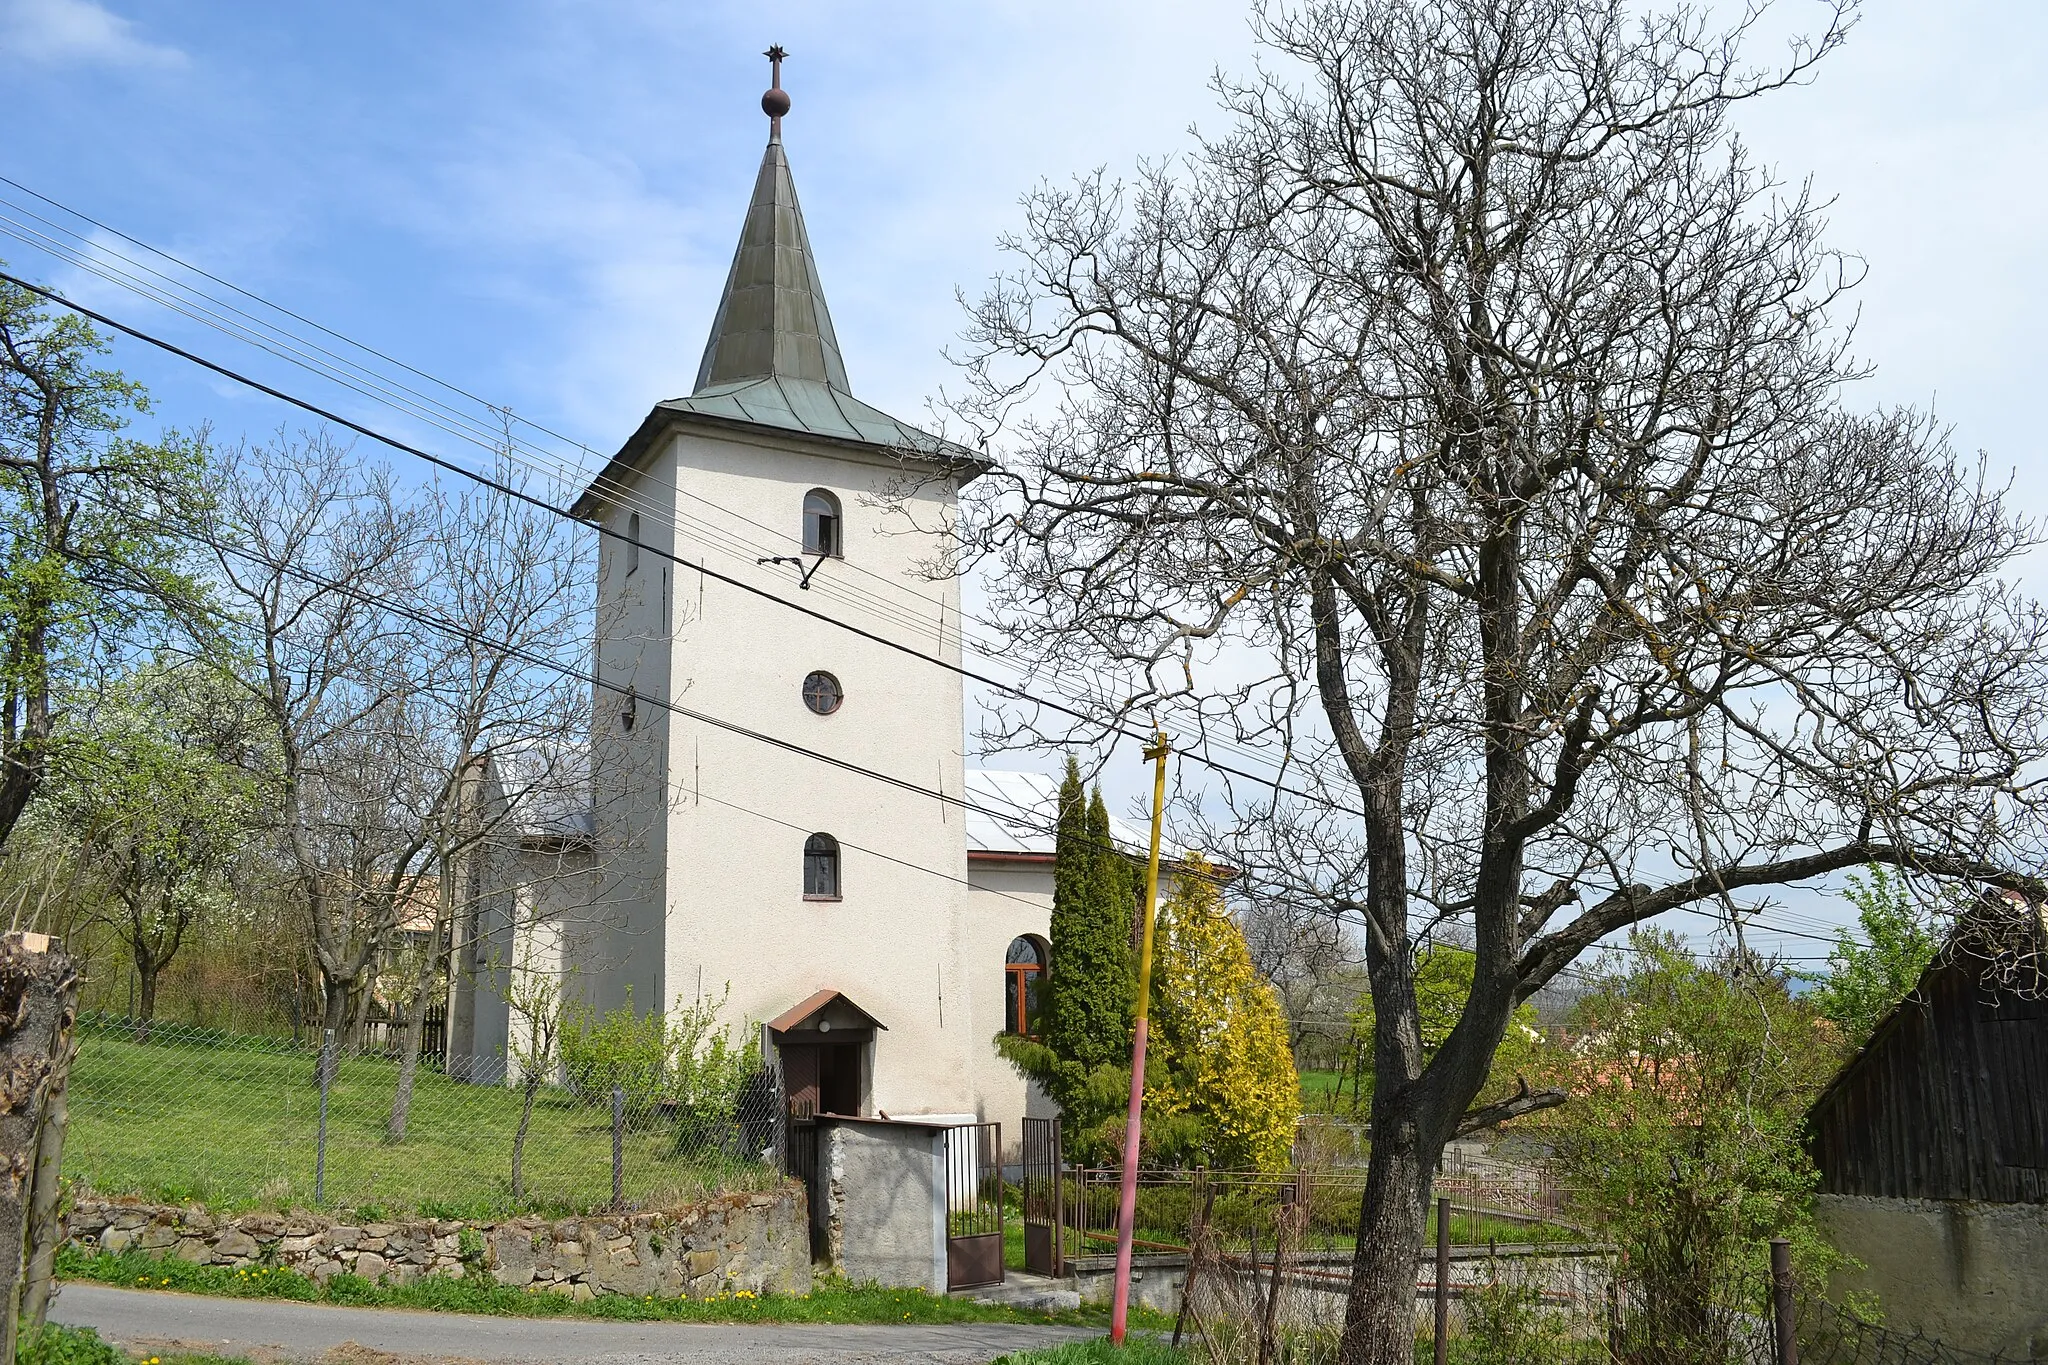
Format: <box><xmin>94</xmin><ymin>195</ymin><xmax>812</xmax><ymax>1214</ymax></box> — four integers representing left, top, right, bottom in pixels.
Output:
<box><xmin>448</xmin><ymin>108</ymin><xmax>1096</xmax><ymax>1149</ymax></box>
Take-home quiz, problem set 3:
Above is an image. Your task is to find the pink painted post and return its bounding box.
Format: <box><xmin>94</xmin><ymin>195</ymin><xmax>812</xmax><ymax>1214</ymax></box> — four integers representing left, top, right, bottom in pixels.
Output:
<box><xmin>1110</xmin><ymin>734</ymin><xmax>1172</xmax><ymax>1344</ymax></box>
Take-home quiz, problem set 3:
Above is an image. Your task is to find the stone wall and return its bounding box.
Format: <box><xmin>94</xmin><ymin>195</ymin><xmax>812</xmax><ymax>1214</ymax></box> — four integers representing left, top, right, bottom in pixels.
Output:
<box><xmin>63</xmin><ymin>1185</ymin><xmax>811</xmax><ymax>1302</ymax></box>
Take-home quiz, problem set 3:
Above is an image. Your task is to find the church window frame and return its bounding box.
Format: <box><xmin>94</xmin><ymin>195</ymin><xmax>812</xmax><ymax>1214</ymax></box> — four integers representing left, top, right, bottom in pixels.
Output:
<box><xmin>802</xmin><ymin>670</ymin><xmax>844</xmax><ymax>716</ymax></box>
<box><xmin>1004</xmin><ymin>934</ymin><xmax>1049</xmax><ymax>1037</ymax></box>
<box><xmin>803</xmin><ymin>832</ymin><xmax>841</xmax><ymax>901</ymax></box>
<box><xmin>626</xmin><ymin>512</ymin><xmax>641</xmax><ymax>576</ymax></box>
<box><xmin>802</xmin><ymin>489</ymin><xmax>843</xmax><ymax>558</ymax></box>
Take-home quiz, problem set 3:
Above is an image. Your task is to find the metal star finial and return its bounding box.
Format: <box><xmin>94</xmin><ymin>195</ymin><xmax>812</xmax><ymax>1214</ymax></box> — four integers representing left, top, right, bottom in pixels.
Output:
<box><xmin>761</xmin><ymin>45</ymin><xmax>791</xmax><ymax>140</ymax></box>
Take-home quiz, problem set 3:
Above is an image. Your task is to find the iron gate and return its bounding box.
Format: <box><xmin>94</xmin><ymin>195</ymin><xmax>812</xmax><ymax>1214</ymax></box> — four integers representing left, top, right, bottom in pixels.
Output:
<box><xmin>943</xmin><ymin>1121</ymin><xmax>1004</xmax><ymax>1291</ymax></box>
<box><xmin>1021</xmin><ymin>1115</ymin><xmax>1063</xmax><ymax>1276</ymax></box>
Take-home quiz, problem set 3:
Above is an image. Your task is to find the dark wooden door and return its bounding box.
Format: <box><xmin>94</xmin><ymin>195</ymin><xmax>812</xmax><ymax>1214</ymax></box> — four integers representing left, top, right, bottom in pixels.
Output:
<box><xmin>819</xmin><ymin>1043</ymin><xmax>862</xmax><ymax>1115</ymax></box>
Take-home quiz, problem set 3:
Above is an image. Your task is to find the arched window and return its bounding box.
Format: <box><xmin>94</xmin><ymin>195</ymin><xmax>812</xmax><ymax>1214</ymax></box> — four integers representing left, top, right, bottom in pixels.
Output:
<box><xmin>1004</xmin><ymin>935</ymin><xmax>1049</xmax><ymax>1036</ymax></box>
<box><xmin>620</xmin><ymin>684</ymin><xmax>637</xmax><ymax>732</ymax></box>
<box><xmin>803</xmin><ymin>833</ymin><xmax>841</xmax><ymax>900</ymax></box>
<box><xmin>802</xmin><ymin>489</ymin><xmax>842</xmax><ymax>557</ymax></box>
<box><xmin>626</xmin><ymin>511</ymin><xmax>641</xmax><ymax>575</ymax></box>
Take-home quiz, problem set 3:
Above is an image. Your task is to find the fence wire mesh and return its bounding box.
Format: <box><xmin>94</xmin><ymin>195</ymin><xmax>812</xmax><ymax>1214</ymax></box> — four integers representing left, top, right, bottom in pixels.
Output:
<box><xmin>66</xmin><ymin>1011</ymin><xmax>784</xmax><ymax>1218</ymax></box>
<box><xmin>1158</xmin><ymin>1177</ymin><xmax>2005</xmax><ymax>1365</ymax></box>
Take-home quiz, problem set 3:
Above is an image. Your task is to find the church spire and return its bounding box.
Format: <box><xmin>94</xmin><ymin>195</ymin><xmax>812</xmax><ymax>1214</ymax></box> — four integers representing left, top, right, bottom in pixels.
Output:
<box><xmin>692</xmin><ymin>46</ymin><xmax>851</xmax><ymax>395</ymax></box>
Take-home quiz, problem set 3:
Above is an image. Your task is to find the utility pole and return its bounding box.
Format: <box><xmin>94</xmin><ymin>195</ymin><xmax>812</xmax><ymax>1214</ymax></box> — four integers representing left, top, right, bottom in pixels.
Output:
<box><xmin>1110</xmin><ymin>732</ymin><xmax>1171</xmax><ymax>1344</ymax></box>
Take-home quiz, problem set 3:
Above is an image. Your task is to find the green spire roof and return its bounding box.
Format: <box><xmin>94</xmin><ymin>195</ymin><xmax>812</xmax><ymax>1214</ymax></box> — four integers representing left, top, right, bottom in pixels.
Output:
<box><xmin>693</xmin><ymin>138</ymin><xmax>850</xmax><ymax>393</ymax></box>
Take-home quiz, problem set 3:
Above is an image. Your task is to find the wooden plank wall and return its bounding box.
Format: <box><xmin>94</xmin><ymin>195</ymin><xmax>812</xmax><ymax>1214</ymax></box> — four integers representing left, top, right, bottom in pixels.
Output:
<box><xmin>1809</xmin><ymin>951</ymin><xmax>2048</xmax><ymax>1203</ymax></box>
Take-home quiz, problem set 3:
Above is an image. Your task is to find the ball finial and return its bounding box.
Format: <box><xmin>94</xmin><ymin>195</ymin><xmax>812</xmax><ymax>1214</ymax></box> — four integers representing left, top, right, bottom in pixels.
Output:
<box><xmin>762</xmin><ymin>44</ymin><xmax>790</xmax><ymax>135</ymax></box>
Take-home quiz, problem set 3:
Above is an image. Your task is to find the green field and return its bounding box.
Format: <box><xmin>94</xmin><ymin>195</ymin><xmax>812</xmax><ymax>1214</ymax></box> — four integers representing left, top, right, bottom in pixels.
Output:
<box><xmin>66</xmin><ymin>1027</ymin><xmax>777</xmax><ymax>1218</ymax></box>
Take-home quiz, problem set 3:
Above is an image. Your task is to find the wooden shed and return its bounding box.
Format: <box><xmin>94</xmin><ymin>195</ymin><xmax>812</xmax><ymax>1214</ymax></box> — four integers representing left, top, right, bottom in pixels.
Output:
<box><xmin>1806</xmin><ymin>922</ymin><xmax>2048</xmax><ymax>1203</ymax></box>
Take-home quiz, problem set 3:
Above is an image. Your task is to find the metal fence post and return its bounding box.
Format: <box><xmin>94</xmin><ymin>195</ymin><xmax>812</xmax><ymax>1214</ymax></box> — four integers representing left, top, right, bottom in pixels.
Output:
<box><xmin>1435</xmin><ymin>1194</ymin><xmax>1452</xmax><ymax>1365</ymax></box>
<box><xmin>610</xmin><ymin>1084</ymin><xmax>626</xmax><ymax>1210</ymax></box>
<box><xmin>314</xmin><ymin>1027</ymin><xmax>334</xmax><ymax>1205</ymax></box>
<box><xmin>1771</xmin><ymin>1237</ymin><xmax>1799</xmax><ymax>1365</ymax></box>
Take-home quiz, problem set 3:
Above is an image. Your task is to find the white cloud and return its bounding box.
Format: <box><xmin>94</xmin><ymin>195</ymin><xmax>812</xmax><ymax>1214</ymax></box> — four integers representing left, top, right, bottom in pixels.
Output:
<box><xmin>2</xmin><ymin>0</ymin><xmax>184</xmax><ymax>68</ymax></box>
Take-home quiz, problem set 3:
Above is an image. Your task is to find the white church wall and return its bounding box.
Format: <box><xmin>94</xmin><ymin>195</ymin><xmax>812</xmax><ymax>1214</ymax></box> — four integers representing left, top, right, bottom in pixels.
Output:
<box><xmin>579</xmin><ymin>419</ymin><xmax>1027</xmax><ymax>1131</ymax></box>
<box><xmin>966</xmin><ymin>859</ymin><xmax>1058</xmax><ymax>1147</ymax></box>
<box><xmin>584</xmin><ymin>470</ymin><xmax>678</xmax><ymax>1018</ymax></box>
<box><xmin>656</xmin><ymin>423</ymin><xmax>969</xmax><ymax>1115</ymax></box>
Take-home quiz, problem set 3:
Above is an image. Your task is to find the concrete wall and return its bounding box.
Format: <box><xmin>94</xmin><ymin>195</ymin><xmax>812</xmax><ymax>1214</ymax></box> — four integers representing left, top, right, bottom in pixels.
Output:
<box><xmin>1816</xmin><ymin>1194</ymin><xmax>2048</xmax><ymax>1357</ymax></box>
<box><xmin>66</xmin><ymin>1187</ymin><xmax>811</xmax><ymax>1301</ymax></box>
<box><xmin>819</xmin><ymin>1118</ymin><xmax>946</xmax><ymax>1294</ymax></box>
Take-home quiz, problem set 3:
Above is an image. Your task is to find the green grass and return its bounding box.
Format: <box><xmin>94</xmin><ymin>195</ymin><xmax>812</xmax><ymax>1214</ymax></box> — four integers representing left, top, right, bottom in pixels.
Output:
<box><xmin>1299</xmin><ymin>1068</ymin><xmax>1350</xmax><ymax>1104</ymax></box>
<box><xmin>17</xmin><ymin>1325</ymin><xmax>128</xmax><ymax>1365</ymax></box>
<box><xmin>56</xmin><ymin>1246</ymin><xmax>1176</xmax><ymax>1331</ymax></box>
<box><xmin>66</xmin><ymin>1027</ymin><xmax>774</xmax><ymax>1216</ymax></box>
<box><xmin>994</xmin><ymin>1338</ymin><xmax>1187</xmax><ymax>1364</ymax></box>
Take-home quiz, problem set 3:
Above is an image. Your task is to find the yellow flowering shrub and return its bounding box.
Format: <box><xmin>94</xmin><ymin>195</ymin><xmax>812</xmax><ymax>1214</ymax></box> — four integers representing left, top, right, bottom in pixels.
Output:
<box><xmin>1146</xmin><ymin>854</ymin><xmax>1301</xmax><ymax>1170</ymax></box>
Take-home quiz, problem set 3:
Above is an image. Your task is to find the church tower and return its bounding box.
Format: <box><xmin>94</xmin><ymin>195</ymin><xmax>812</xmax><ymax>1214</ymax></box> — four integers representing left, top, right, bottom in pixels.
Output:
<box><xmin>566</xmin><ymin>49</ymin><xmax>1005</xmax><ymax>1127</ymax></box>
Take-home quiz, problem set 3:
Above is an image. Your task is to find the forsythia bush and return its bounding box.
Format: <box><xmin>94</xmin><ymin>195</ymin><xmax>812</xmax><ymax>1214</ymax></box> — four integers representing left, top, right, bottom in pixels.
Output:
<box><xmin>1147</xmin><ymin>854</ymin><xmax>1300</xmax><ymax>1171</ymax></box>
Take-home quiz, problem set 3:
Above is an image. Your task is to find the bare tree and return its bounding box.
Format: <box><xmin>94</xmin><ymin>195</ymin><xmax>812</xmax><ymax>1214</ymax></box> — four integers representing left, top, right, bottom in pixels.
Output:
<box><xmin>1240</xmin><ymin>894</ymin><xmax>1356</xmax><ymax>1064</ymax></box>
<box><xmin>202</xmin><ymin>430</ymin><xmax>427</xmax><ymax>1078</ymax></box>
<box><xmin>384</xmin><ymin>470</ymin><xmax>589</xmax><ymax>1140</ymax></box>
<box><xmin>953</xmin><ymin>2</ymin><xmax>2048</xmax><ymax>1359</ymax></box>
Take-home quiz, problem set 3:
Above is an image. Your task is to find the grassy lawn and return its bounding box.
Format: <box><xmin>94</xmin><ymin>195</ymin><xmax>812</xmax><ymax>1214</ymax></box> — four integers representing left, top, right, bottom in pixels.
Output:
<box><xmin>1299</xmin><ymin>1068</ymin><xmax>1351</xmax><ymax>1107</ymax></box>
<box><xmin>994</xmin><ymin>1339</ymin><xmax>1187</xmax><ymax>1364</ymax></box>
<box><xmin>66</xmin><ymin>1027</ymin><xmax>775</xmax><ymax>1218</ymax></box>
<box><xmin>55</xmin><ymin>1246</ymin><xmax>1177</xmax><ymax>1332</ymax></box>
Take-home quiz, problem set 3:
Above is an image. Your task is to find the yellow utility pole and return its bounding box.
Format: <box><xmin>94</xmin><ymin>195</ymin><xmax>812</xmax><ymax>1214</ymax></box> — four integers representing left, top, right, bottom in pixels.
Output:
<box><xmin>1111</xmin><ymin>731</ymin><xmax>1171</xmax><ymax>1343</ymax></box>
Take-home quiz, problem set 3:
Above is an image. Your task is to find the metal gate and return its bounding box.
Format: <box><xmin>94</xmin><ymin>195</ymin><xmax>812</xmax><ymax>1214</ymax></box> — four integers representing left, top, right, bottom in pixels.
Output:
<box><xmin>779</xmin><ymin>1096</ymin><xmax>826</xmax><ymax>1260</ymax></box>
<box><xmin>942</xmin><ymin>1121</ymin><xmax>1004</xmax><ymax>1291</ymax></box>
<box><xmin>1020</xmin><ymin>1116</ymin><xmax>1063</xmax><ymax>1276</ymax></box>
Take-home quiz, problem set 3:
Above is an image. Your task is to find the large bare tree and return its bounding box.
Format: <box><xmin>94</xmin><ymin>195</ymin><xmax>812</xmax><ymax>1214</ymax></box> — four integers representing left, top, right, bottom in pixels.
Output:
<box><xmin>203</xmin><ymin>432</ymin><xmax>587</xmax><ymax>1104</ymax></box>
<box><xmin>952</xmin><ymin>2</ymin><xmax>2048</xmax><ymax>1359</ymax></box>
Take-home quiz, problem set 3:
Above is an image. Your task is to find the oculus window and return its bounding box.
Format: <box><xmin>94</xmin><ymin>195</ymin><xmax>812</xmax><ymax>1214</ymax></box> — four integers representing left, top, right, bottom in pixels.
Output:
<box><xmin>802</xmin><ymin>671</ymin><xmax>844</xmax><ymax>715</ymax></box>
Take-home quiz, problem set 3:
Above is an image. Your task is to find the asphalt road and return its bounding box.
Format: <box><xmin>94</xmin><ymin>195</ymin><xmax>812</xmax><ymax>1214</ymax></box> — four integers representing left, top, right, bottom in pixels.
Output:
<box><xmin>53</xmin><ymin>1284</ymin><xmax>1095</xmax><ymax>1365</ymax></box>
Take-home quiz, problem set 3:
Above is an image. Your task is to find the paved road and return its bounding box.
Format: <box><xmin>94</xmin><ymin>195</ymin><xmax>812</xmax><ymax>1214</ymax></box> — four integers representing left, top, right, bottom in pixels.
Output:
<box><xmin>53</xmin><ymin>1285</ymin><xmax>1095</xmax><ymax>1365</ymax></box>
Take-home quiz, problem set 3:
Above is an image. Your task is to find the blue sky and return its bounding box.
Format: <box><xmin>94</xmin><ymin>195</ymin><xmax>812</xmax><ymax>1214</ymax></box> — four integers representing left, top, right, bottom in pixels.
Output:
<box><xmin>6</xmin><ymin>0</ymin><xmax>2044</xmax><ymax>961</ymax></box>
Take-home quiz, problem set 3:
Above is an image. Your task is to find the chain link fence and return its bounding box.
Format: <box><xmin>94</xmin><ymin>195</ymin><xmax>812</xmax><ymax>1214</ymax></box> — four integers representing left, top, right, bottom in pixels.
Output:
<box><xmin>1167</xmin><ymin>1195</ymin><xmax>2006</xmax><ymax>1365</ymax></box>
<box><xmin>65</xmin><ymin>1011</ymin><xmax>784</xmax><ymax>1219</ymax></box>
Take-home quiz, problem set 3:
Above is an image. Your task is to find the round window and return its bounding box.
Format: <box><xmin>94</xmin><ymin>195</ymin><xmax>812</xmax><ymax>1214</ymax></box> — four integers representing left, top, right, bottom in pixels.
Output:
<box><xmin>802</xmin><ymin>671</ymin><xmax>844</xmax><ymax>715</ymax></box>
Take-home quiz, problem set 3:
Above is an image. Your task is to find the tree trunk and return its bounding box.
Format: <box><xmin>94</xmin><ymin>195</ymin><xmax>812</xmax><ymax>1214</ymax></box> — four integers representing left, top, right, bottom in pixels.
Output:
<box><xmin>315</xmin><ymin>974</ymin><xmax>349</xmax><ymax>1089</ymax></box>
<box><xmin>386</xmin><ymin>957</ymin><xmax>438</xmax><ymax>1143</ymax></box>
<box><xmin>21</xmin><ymin>1018</ymin><xmax>78</xmax><ymax>1334</ymax></box>
<box><xmin>134</xmin><ymin>955</ymin><xmax>158</xmax><ymax>1043</ymax></box>
<box><xmin>512</xmin><ymin>1075</ymin><xmax>541</xmax><ymax>1199</ymax></box>
<box><xmin>0</xmin><ymin>932</ymin><xmax>80</xmax><ymax>1363</ymax></box>
<box><xmin>1339</xmin><ymin>1120</ymin><xmax>1437</xmax><ymax>1365</ymax></box>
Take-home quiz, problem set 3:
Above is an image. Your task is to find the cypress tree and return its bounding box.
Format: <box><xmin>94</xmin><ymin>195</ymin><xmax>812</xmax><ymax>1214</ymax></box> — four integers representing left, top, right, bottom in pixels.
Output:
<box><xmin>1045</xmin><ymin>762</ymin><xmax>1134</xmax><ymax>1070</ymax></box>
<box><xmin>994</xmin><ymin>755</ymin><xmax>1145</xmax><ymax>1158</ymax></box>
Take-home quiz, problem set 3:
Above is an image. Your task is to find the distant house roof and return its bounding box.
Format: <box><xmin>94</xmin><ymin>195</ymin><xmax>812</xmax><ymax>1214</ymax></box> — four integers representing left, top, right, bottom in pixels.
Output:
<box><xmin>964</xmin><ymin>769</ymin><xmax>1148</xmax><ymax>862</ymax></box>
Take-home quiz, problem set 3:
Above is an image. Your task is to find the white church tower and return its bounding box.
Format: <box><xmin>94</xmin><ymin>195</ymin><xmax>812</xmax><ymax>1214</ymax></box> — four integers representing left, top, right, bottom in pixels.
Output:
<box><xmin>561</xmin><ymin>48</ymin><xmax>1029</xmax><ymax>1130</ymax></box>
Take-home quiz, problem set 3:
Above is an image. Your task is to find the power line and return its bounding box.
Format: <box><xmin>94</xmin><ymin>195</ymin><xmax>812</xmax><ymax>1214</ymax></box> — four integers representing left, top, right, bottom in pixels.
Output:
<box><xmin>0</xmin><ymin>181</ymin><xmax>1328</xmax><ymax>788</ymax></box>
<box><xmin>0</xmin><ymin>269</ymin><xmax>1366</xmax><ymax>823</ymax></box>
<box><xmin>3</xmin><ymin>270</ymin><xmax>1881</xmax><ymax>965</ymax></box>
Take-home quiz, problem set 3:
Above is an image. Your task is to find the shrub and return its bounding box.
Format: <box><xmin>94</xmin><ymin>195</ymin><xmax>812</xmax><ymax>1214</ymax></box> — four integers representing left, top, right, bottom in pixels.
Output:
<box><xmin>559</xmin><ymin>987</ymin><xmax>759</xmax><ymax>1145</ymax></box>
<box><xmin>16</xmin><ymin>1326</ymin><xmax>127</xmax><ymax>1365</ymax></box>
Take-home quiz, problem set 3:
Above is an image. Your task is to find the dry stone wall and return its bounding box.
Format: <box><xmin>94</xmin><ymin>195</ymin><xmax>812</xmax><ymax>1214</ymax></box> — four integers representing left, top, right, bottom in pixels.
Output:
<box><xmin>63</xmin><ymin>1186</ymin><xmax>811</xmax><ymax>1301</ymax></box>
